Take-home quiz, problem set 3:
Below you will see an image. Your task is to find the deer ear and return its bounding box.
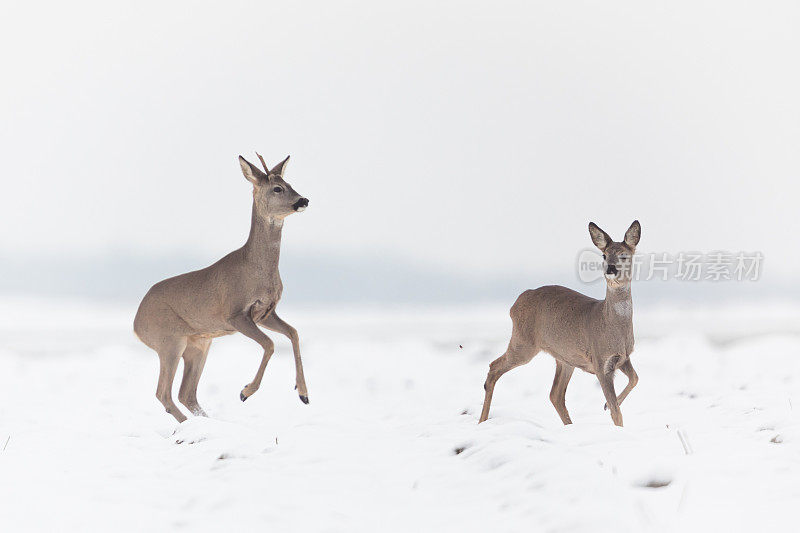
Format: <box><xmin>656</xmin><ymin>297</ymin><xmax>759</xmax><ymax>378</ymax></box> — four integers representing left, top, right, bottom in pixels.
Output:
<box><xmin>239</xmin><ymin>155</ymin><xmax>267</xmax><ymax>185</ymax></box>
<box><xmin>270</xmin><ymin>155</ymin><xmax>290</xmax><ymax>177</ymax></box>
<box><xmin>588</xmin><ymin>222</ymin><xmax>612</xmax><ymax>251</ymax></box>
<box><xmin>624</xmin><ymin>220</ymin><xmax>641</xmax><ymax>247</ymax></box>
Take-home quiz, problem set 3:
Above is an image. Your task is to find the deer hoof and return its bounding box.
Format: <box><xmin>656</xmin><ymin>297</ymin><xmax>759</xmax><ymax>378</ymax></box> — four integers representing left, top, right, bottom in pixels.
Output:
<box><xmin>240</xmin><ymin>391</ymin><xmax>248</xmax><ymax>402</ymax></box>
<box><xmin>299</xmin><ymin>395</ymin><xmax>309</xmax><ymax>405</ymax></box>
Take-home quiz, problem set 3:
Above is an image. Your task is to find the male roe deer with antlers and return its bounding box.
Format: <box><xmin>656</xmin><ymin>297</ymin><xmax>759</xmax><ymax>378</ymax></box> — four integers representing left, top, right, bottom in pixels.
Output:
<box><xmin>134</xmin><ymin>153</ymin><xmax>310</xmax><ymax>422</ymax></box>
<box><xmin>479</xmin><ymin>220</ymin><xmax>641</xmax><ymax>427</ymax></box>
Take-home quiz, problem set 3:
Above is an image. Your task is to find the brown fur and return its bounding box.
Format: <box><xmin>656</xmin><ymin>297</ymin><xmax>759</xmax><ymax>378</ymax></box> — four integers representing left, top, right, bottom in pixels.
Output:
<box><xmin>134</xmin><ymin>154</ymin><xmax>309</xmax><ymax>422</ymax></box>
<box><xmin>479</xmin><ymin>221</ymin><xmax>641</xmax><ymax>426</ymax></box>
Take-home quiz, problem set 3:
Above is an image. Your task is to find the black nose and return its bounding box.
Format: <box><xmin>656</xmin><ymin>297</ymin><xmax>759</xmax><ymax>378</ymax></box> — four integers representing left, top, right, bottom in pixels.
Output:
<box><xmin>606</xmin><ymin>264</ymin><xmax>618</xmax><ymax>275</ymax></box>
<box><xmin>293</xmin><ymin>198</ymin><xmax>309</xmax><ymax>210</ymax></box>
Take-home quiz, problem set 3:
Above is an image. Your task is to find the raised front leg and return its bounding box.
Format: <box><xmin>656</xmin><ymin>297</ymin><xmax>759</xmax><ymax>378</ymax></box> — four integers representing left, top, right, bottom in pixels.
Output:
<box><xmin>260</xmin><ymin>311</ymin><xmax>309</xmax><ymax>405</ymax></box>
<box><xmin>604</xmin><ymin>359</ymin><xmax>638</xmax><ymax>411</ymax></box>
<box><xmin>230</xmin><ymin>313</ymin><xmax>275</xmax><ymax>402</ymax></box>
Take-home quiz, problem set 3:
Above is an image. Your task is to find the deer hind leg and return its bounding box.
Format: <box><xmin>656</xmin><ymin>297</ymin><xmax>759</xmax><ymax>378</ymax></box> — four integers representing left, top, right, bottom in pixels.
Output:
<box><xmin>604</xmin><ymin>359</ymin><xmax>638</xmax><ymax>411</ymax></box>
<box><xmin>479</xmin><ymin>338</ymin><xmax>537</xmax><ymax>423</ymax></box>
<box><xmin>260</xmin><ymin>311</ymin><xmax>309</xmax><ymax>405</ymax></box>
<box><xmin>549</xmin><ymin>362</ymin><xmax>575</xmax><ymax>425</ymax></box>
<box><xmin>178</xmin><ymin>337</ymin><xmax>212</xmax><ymax>416</ymax></box>
<box><xmin>155</xmin><ymin>337</ymin><xmax>189</xmax><ymax>423</ymax></box>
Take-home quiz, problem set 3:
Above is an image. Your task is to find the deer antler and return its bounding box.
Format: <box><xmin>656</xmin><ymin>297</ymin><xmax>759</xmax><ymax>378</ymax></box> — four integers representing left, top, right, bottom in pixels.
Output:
<box><xmin>255</xmin><ymin>152</ymin><xmax>270</xmax><ymax>174</ymax></box>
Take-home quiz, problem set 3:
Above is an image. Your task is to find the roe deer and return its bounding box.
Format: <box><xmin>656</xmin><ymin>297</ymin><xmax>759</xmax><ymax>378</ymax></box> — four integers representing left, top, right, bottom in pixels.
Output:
<box><xmin>134</xmin><ymin>153</ymin><xmax>310</xmax><ymax>422</ymax></box>
<box><xmin>479</xmin><ymin>220</ymin><xmax>641</xmax><ymax>427</ymax></box>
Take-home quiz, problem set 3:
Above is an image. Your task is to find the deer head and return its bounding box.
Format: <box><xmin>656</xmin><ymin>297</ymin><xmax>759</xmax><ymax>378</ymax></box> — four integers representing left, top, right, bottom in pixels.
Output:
<box><xmin>588</xmin><ymin>220</ymin><xmax>641</xmax><ymax>287</ymax></box>
<box><xmin>238</xmin><ymin>153</ymin><xmax>309</xmax><ymax>220</ymax></box>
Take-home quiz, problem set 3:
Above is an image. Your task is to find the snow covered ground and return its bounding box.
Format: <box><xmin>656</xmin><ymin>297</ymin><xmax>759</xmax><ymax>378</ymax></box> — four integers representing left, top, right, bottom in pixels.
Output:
<box><xmin>0</xmin><ymin>297</ymin><xmax>798</xmax><ymax>532</ymax></box>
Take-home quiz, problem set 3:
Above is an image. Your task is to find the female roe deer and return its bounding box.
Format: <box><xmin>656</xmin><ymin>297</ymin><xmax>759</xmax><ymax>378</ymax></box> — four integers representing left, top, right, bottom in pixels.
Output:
<box><xmin>479</xmin><ymin>220</ymin><xmax>641</xmax><ymax>427</ymax></box>
<box><xmin>134</xmin><ymin>153</ymin><xmax>310</xmax><ymax>422</ymax></box>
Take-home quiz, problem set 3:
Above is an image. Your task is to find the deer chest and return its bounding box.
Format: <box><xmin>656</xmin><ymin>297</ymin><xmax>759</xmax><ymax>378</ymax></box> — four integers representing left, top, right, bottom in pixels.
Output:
<box><xmin>591</xmin><ymin>329</ymin><xmax>634</xmax><ymax>359</ymax></box>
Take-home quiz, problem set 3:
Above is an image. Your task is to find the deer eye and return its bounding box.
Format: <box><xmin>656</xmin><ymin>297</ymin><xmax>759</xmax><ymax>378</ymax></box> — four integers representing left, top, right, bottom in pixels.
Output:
<box><xmin>272</xmin><ymin>186</ymin><xmax>283</xmax><ymax>193</ymax></box>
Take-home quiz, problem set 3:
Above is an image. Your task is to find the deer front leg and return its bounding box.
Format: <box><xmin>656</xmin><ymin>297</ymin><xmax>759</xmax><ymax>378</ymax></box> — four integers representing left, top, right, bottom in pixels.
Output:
<box><xmin>230</xmin><ymin>313</ymin><xmax>275</xmax><ymax>402</ymax></box>
<box><xmin>597</xmin><ymin>372</ymin><xmax>623</xmax><ymax>427</ymax></box>
<box><xmin>260</xmin><ymin>312</ymin><xmax>309</xmax><ymax>405</ymax></box>
<box><xmin>604</xmin><ymin>359</ymin><xmax>638</xmax><ymax>410</ymax></box>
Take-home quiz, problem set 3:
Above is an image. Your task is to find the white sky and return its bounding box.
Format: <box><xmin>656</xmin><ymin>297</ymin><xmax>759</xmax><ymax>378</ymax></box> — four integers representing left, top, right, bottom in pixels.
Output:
<box><xmin>1</xmin><ymin>1</ymin><xmax>798</xmax><ymax>281</ymax></box>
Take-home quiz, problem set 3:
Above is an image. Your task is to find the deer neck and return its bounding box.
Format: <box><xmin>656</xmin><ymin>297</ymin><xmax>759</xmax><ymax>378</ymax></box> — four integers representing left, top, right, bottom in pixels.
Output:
<box><xmin>243</xmin><ymin>203</ymin><xmax>283</xmax><ymax>270</ymax></box>
<box><xmin>602</xmin><ymin>283</ymin><xmax>633</xmax><ymax>323</ymax></box>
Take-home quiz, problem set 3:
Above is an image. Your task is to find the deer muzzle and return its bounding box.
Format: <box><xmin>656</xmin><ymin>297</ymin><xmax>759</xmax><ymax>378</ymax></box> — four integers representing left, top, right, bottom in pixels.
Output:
<box><xmin>293</xmin><ymin>198</ymin><xmax>309</xmax><ymax>212</ymax></box>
